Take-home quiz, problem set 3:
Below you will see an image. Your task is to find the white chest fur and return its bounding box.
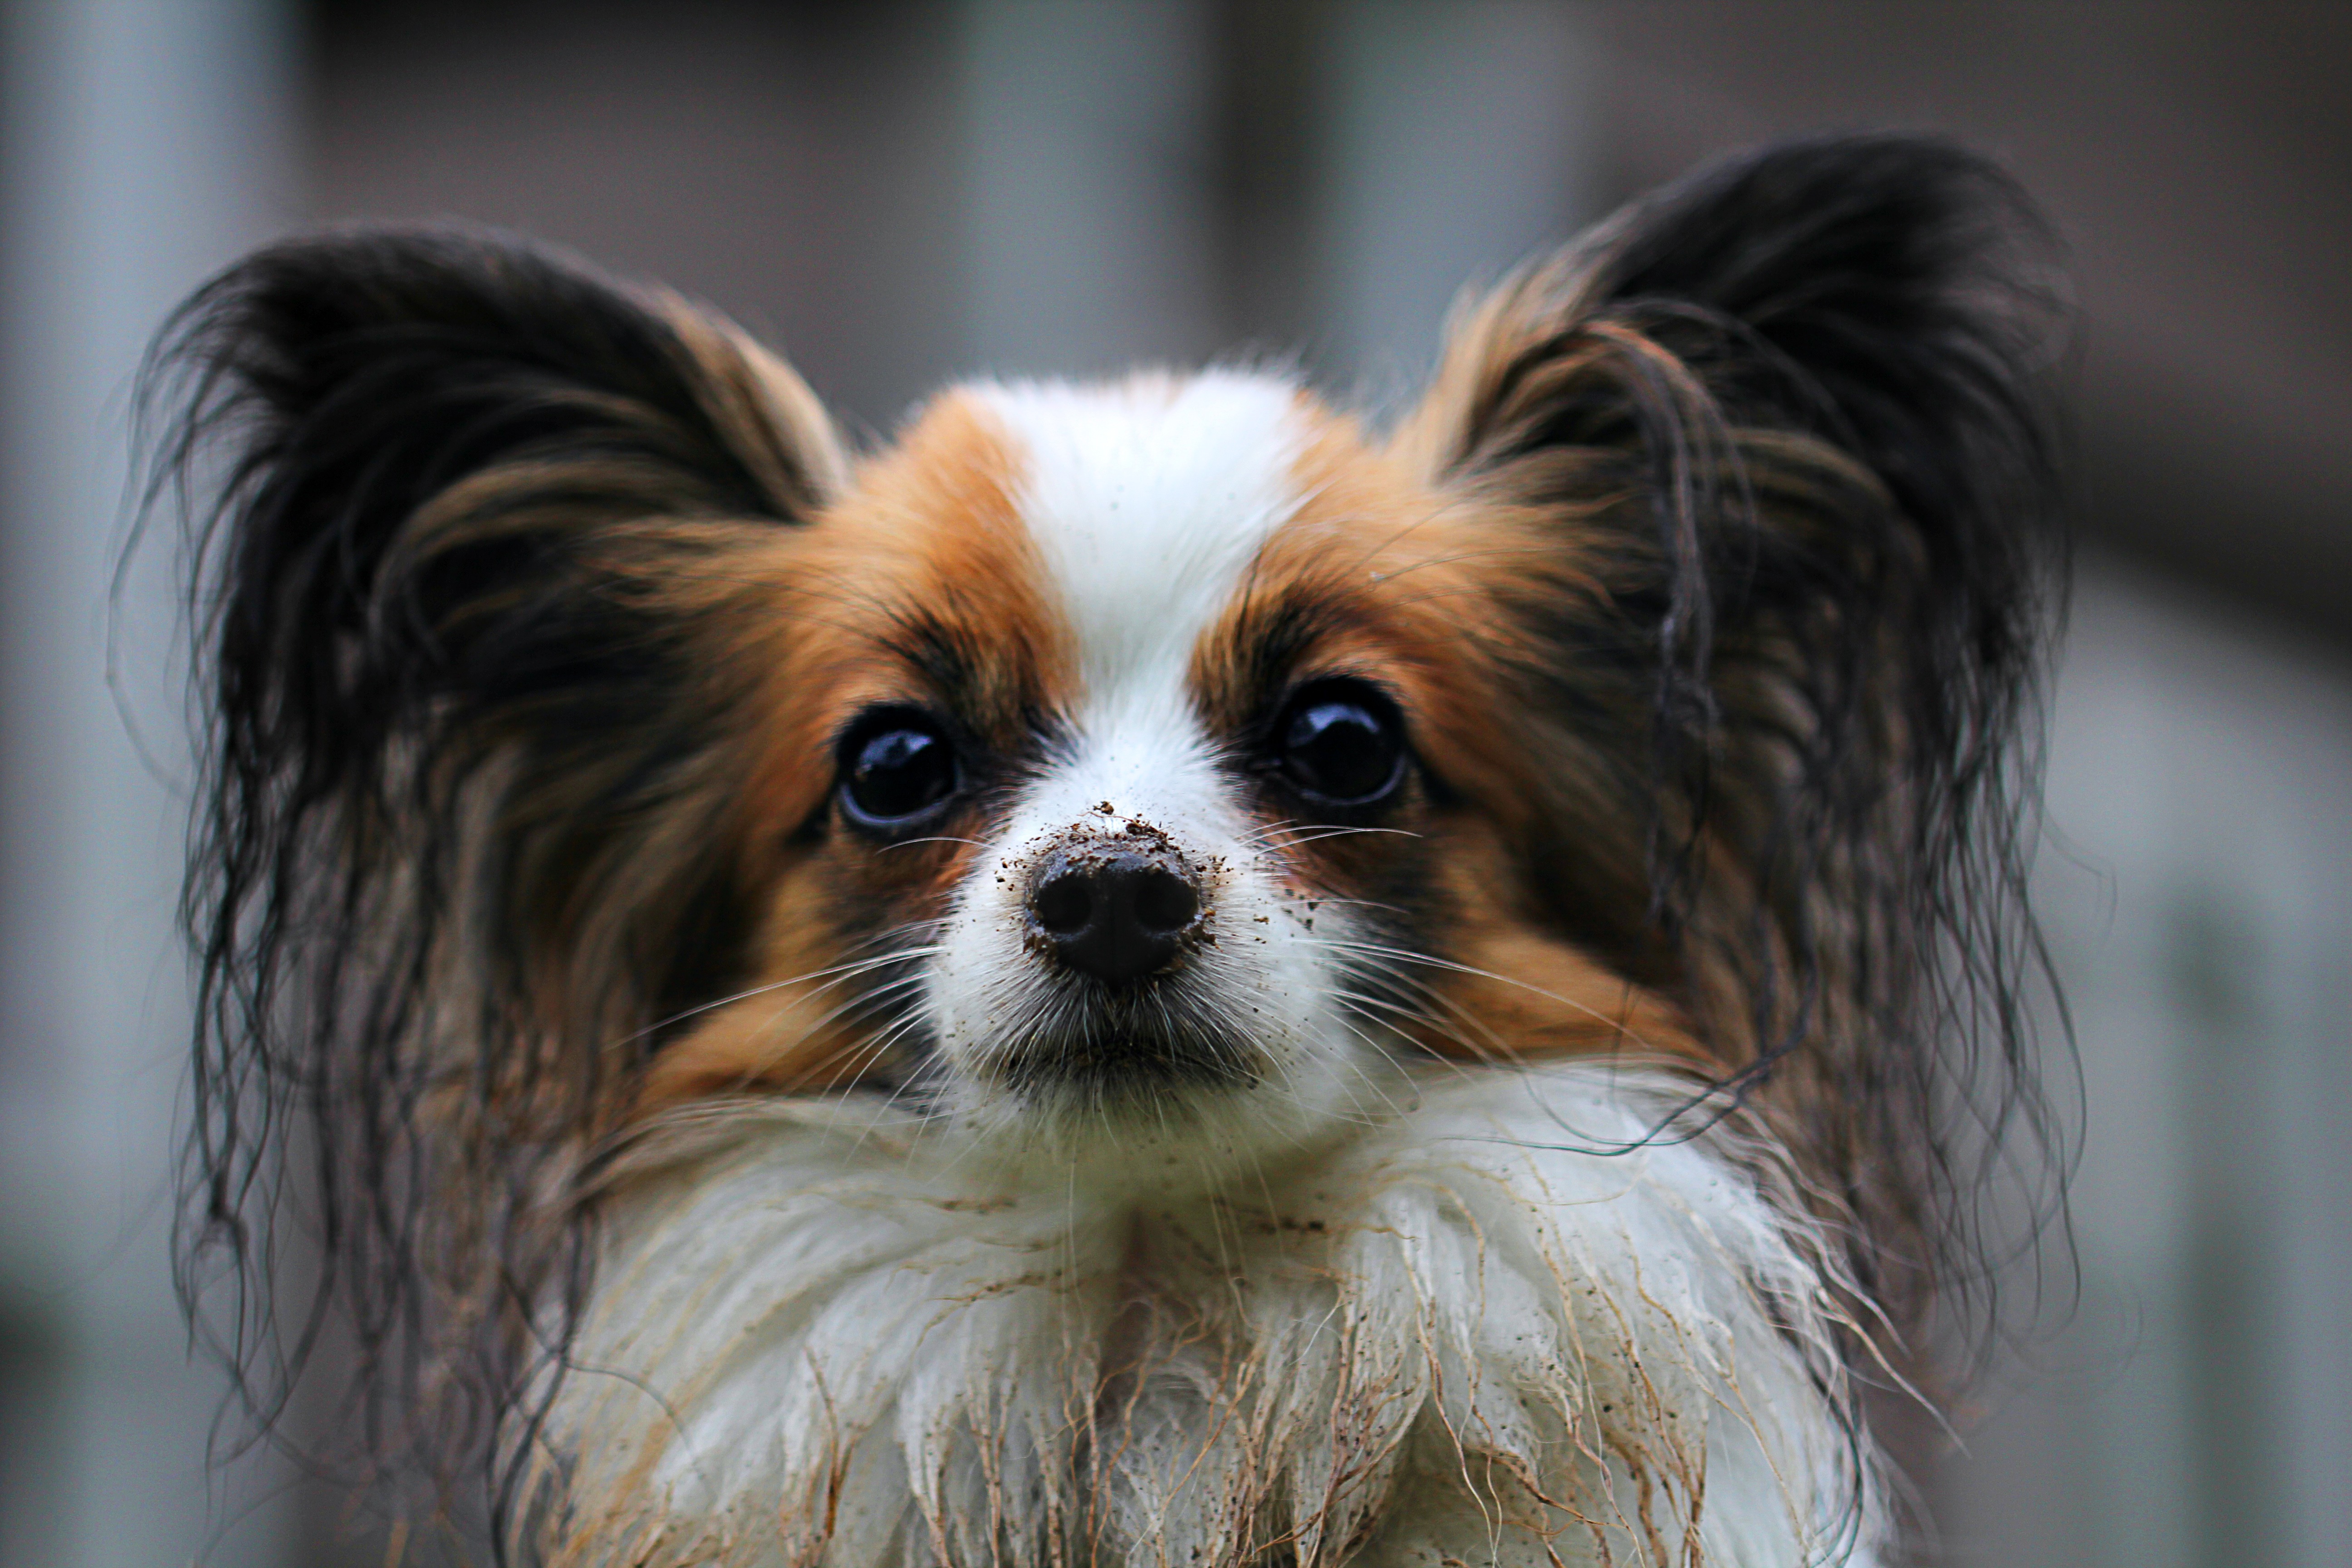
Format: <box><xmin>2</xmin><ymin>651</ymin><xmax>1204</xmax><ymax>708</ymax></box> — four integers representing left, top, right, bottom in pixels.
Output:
<box><xmin>544</xmin><ymin>1068</ymin><xmax>1881</xmax><ymax>1568</ymax></box>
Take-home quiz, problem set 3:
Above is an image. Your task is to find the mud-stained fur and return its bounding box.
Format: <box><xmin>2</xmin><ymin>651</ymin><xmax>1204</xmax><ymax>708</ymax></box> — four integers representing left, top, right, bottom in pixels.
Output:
<box><xmin>544</xmin><ymin>1068</ymin><xmax>1872</xmax><ymax>1568</ymax></box>
<box><xmin>156</xmin><ymin>136</ymin><xmax>2067</xmax><ymax>1563</ymax></box>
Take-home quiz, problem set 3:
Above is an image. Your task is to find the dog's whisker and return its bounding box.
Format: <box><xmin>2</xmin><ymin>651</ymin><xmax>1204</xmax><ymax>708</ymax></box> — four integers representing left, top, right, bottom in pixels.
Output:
<box><xmin>1301</xmin><ymin>936</ymin><xmax>1666</xmax><ymax>1056</ymax></box>
<box><xmin>610</xmin><ymin>936</ymin><xmax>948</xmax><ymax>1051</ymax></box>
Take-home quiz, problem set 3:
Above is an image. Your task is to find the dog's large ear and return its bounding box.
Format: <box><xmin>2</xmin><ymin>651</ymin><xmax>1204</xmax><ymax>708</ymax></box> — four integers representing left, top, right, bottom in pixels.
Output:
<box><xmin>1396</xmin><ymin>136</ymin><xmax>2066</xmax><ymax>1312</ymax></box>
<box><xmin>155</xmin><ymin>229</ymin><xmax>846</xmax><ymax>1501</ymax></box>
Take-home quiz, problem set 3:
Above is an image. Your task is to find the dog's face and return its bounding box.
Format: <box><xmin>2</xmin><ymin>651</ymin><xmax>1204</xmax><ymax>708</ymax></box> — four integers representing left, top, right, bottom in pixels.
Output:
<box><xmin>642</xmin><ymin>374</ymin><xmax>1677</xmax><ymax>1171</ymax></box>
<box><xmin>163</xmin><ymin>135</ymin><xmax>2062</xmax><ymax>1553</ymax></box>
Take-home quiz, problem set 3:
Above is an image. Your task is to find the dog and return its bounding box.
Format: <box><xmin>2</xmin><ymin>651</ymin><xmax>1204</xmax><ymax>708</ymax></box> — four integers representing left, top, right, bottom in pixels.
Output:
<box><xmin>162</xmin><ymin>133</ymin><xmax>2064</xmax><ymax>1566</ymax></box>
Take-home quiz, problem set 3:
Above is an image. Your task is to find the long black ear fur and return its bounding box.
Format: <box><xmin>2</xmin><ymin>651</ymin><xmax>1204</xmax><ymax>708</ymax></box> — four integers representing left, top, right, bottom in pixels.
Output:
<box><xmin>153</xmin><ymin>228</ymin><xmax>846</xmax><ymax>1523</ymax></box>
<box><xmin>1402</xmin><ymin>134</ymin><xmax>2069</xmax><ymax>1344</ymax></box>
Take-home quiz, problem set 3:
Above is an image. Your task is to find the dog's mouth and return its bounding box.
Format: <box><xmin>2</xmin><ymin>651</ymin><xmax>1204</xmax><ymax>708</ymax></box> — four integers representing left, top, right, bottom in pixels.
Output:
<box><xmin>975</xmin><ymin>984</ymin><xmax>1267</xmax><ymax>1106</ymax></box>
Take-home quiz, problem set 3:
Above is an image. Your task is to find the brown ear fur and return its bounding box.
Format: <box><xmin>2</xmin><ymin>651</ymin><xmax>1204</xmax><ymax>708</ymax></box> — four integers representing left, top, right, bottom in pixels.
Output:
<box><xmin>1395</xmin><ymin>134</ymin><xmax>2069</xmax><ymax>1347</ymax></box>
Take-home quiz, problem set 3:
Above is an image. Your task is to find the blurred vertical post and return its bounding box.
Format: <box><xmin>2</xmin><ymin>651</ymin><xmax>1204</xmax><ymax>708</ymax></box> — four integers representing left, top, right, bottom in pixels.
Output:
<box><xmin>0</xmin><ymin>2</ymin><xmax>297</xmax><ymax>1563</ymax></box>
<box><xmin>952</xmin><ymin>0</ymin><xmax>1592</xmax><ymax>399</ymax></box>
<box><xmin>1948</xmin><ymin>568</ymin><xmax>2352</xmax><ymax>1568</ymax></box>
<box><xmin>1309</xmin><ymin>0</ymin><xmax>1591</xmax><ymax>403</ymax></box>
<box><xmin>958</xmin><ymin>0</ymin><xmax>1228</xmax><ymax>380</ymax></box>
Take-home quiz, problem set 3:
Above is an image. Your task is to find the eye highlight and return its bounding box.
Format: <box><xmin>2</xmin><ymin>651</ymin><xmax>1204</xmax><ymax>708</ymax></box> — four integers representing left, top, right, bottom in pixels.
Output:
<box><xmin>837</xmin><ymin>708</ymin><xmax>961</xmax><ymax>832</ymax></box>
<box><xmin>1267</xmin><ymin>679</ymin><xmax>1408</xmax><ymax>808</ymax></box>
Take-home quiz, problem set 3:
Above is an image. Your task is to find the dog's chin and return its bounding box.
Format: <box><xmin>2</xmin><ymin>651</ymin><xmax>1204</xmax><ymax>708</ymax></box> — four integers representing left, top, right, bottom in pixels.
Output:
<box><xmin>982</xmin><ymin>1015</ymin><xmax>1264</xmax><ymax>1109</ymax></box>
<box><xmin>923</xmin><ymin>984</ymin><xmax>1380</xmax><ymax>1179</ymax></box>
<box><xmin>941</xmin><ymin>974</ymin><xmax>1266</xmax><ymax>1112</ymax></box>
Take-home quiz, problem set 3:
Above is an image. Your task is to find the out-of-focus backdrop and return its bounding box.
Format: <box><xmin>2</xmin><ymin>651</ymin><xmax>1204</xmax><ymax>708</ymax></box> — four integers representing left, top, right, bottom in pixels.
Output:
<box><xmin>1</xmin><ymin>2</ymin><xmax>2346</xmax><ymax>1563</ymax></box>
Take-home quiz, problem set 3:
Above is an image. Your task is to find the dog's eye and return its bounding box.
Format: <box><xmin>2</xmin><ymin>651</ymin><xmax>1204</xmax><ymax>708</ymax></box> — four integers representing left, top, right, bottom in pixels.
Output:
<box><xmin>838</xmin><ymin>710</ymin><xmax>960</xmax><ymax>830</ymax></box>
<box><xmin>1272</xmin><ymin>681</ymin><xmax>1407</xmax><ymax>808</ymax></box>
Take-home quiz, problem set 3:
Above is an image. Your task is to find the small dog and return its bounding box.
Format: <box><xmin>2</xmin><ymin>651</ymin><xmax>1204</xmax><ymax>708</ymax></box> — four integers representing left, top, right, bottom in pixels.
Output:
<box><xmin>164</xmin><ymin>134</ymin><xmax>2063</xmax><ymax>1566</ymax></box>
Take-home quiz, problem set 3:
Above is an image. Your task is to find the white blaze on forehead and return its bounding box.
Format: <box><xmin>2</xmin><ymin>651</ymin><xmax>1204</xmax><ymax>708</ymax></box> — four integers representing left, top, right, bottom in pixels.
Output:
<box><xmin>974</xmin><ymin>372</ymin><xmax>1306</xmax><ymax>729</ymax></box>
<box><xmin>926</xmin><ymin>374</ymin><xmax>1368</xmax><ymax>1157</ymax></box>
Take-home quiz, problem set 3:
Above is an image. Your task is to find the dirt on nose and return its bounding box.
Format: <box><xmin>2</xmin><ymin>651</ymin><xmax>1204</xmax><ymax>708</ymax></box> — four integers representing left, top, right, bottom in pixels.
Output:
<box><xmin>1012</xmin><ymin>811</ymin><xmax>1224</xmax><ymax>973</ymax></box>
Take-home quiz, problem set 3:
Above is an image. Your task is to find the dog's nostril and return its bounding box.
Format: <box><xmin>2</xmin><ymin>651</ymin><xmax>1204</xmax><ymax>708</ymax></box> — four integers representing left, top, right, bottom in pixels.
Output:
<box><xmin>1028</xmin><ymin>849</ymin><xmax>1200</xmax><ymax>985</ymax></box>
<box><xmin>1131</xmin><ymin>867</ymin><xmax>1198</xmax><ymax>933</ymax></box>
<box><xmin>1031</xmin><ymin>872</ymin><xmax>1095</xmax><ymax>936</ymax></box>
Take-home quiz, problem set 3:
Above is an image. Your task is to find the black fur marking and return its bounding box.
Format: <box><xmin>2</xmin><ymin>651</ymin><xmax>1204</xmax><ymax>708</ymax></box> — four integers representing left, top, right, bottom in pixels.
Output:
<box><xmin>152</xmin><ymin>227</ymin><xmax>843</xmax><ymax>1546</ymax></box>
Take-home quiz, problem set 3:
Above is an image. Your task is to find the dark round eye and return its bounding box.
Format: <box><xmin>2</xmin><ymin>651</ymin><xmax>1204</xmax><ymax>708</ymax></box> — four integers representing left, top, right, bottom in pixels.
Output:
<box><xmin>838</xmin><ymin>710</ymin><xmax>960</xmax><ymax>830</ymax></box>
<box><xmin>1272</xmin><ymin>681</ymin><xmax>1407</xmax><ymax>808</ymax></box>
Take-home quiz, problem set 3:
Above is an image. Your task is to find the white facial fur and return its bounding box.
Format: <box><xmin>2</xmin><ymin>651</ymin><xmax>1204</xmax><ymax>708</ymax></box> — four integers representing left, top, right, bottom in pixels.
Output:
<box><xmin>917</xmin><ymin>372</ymin><xmax>1387</xmax><ymax>1173</ymax></box>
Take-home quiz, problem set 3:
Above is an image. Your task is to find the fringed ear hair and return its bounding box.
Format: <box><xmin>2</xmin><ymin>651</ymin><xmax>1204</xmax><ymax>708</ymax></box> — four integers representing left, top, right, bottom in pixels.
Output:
<box><xmin>155</xmin><ymin>229</ymin><xmax>847</xmax><ymax>1527</ymax></box>
<box><xmin>1394</xmin><ymin>134</ymin><xmax>2069</xmax><ymax>1348</ymax></box>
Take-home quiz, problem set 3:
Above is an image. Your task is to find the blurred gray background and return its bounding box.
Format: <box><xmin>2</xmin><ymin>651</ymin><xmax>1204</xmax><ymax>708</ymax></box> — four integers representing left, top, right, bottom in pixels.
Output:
<box><xmin>1</xmin><ymin>2</ymin><xmax>2346</xmax><ymax>1563</ymax></box>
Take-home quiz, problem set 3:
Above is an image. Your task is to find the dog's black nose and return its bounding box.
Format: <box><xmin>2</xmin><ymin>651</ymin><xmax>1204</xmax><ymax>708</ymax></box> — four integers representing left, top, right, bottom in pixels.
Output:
<box><xmin>1029</xmin><ymin>847</ymin><xmax>1200</xmax><ymax>985</ymax></box>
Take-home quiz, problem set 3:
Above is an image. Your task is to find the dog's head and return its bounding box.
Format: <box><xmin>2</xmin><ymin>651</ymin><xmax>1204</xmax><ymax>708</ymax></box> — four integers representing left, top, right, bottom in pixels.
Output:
<box><xmin>162</xmin><ymin>134</ymin><xmax>2062</xmax><ymax>1526</ymax></box>
<box><xmin>617</xmin><ymin>365</ymin><xmax>1709</xmax><ymax>1176</ymax></box>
